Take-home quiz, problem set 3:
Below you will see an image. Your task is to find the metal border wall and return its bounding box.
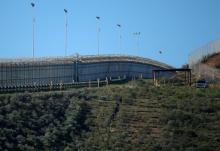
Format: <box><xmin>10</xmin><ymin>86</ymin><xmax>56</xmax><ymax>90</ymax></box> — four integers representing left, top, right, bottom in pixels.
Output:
<box><xmin>188</xmin><ymin>40</ymin><xmax>220</xmax><ymax>81</ymax></box>
<box><xmin>0</xmin><ymin>60</ymin><xmax>75</xmax><ymax>88</ymax></box>
<box><xmin>0</xmin><ymin>55</ymin><xmax>172</xmax><ymax>89</ymax></box>
<box><xmin>189</xmin><ymin>40</ymin><xmax>220</xmax><ymax>67</ymax></box>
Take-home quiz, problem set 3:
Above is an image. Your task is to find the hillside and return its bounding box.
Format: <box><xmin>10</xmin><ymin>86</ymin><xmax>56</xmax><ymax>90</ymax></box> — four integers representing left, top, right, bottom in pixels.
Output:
<box><xmin>0</xmin><ymin>80</ymin><xmax>220</xmax><ymax>151</ymax></box>
<box><xmin>203</xmin><ymin>52</ymin><xmax>220</xmax><ymax>69</ymax></box>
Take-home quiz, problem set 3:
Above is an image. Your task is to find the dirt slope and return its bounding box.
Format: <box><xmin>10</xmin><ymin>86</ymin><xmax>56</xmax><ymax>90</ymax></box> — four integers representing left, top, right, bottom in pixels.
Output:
<box><xmin>205</xmin><ymin>53</ymin><xmax>220</xmax><ymax>68</ymax></box>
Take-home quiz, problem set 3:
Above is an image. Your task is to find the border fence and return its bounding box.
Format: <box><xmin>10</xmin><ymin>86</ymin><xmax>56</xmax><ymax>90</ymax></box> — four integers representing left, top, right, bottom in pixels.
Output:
<box><xmin>189</xmin><ymin>40</ymin><xmax>220</xmax><ymax>66</ymax></box>
<box><xmin>188</xmin><ymin>40</ymin><xmax>220</xmax><ymax>82</ymax></box>
<box><xmin>0</xmin><ymin>55</ymin><xmax>172</xmax><ymax>91</ymax></box>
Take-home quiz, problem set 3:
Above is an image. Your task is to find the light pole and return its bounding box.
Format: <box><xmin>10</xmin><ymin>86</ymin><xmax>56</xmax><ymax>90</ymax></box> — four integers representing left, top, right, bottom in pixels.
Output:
<box><xmin>96</xmin><ymin>16</ymin><xmax>101</xmax><ymax>56</ymax></box>
<box><xmin>117</xmin><ymin>24</ymin><xmax>122</xmax><ymax>54</ymax></box>
<box><xmin>31</xmin><ymin>2</ymin><xmax>35</xmax><ymax>59</ymax></box>
<box><xmin>133</xmin><ymin>32</ymin><xmax>141</xmax><ymax>55</ymax></box>
<box><xmin>158</xmin><ymin>50</ymin><xmax>162</xmax><ymax>62</ymax></box>
<box><xmin>64</xmin><ymin>9</ymin><xmax>68</xmax><ymax>56</ymax></box>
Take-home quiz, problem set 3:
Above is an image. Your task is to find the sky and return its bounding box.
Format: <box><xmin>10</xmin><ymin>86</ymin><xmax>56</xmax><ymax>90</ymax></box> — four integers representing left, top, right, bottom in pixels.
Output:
<box><xmin>0</xmin><ymin>0</ymin><xmax>220</xmax><ymax>67</ymax></box>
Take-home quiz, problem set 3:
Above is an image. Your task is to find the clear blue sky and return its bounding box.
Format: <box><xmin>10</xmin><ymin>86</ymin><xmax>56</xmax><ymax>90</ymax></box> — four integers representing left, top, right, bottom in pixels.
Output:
<box><xmin>0</xmin><ymin>0</ymin><xmax>220</xmax><ymax>67</ymax></box>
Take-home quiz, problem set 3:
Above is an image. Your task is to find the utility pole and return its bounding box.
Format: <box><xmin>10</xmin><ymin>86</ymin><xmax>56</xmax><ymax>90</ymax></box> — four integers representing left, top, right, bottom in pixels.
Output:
<box><xmin>31</xmin><ymin>2</ymin><xmax>35</xmax><ymax>59</ymax></box>
<box><xmin>64</xmin><ymin>9</ymin><xmax>68</xmax><ymax>56</ymax></box>
<box><xmin>117</xmin><ymin>24</ymin><xmax>122</xmax><ymax>54</ymax></box>
<box><xmin>96</xmin><ymin>16</ymin><xmax>101</xmax><ymax>56</ymax></box>
<box><xmin>133</xmin><ymin>32</ymin><xmax>141</xmax><ymax>55</ymax></box>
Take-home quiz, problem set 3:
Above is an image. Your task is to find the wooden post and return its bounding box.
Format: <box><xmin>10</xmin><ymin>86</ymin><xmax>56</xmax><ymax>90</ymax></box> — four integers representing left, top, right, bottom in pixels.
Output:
<box><xmin>106</xmin><ymin>77</ymin><xmax>108</xmax><ymax>86</ymax></box>
<box><xmin>188</xmin><ymin>71</ymin><xmax>190</xmax><ymax>86</ymax></box>
<box><xmin>153</xmin><ymin>71</ymin><xmax>156</xmax><ymax>86</ymax></box>
<box><xmin>189</xmin><ymin>70</ymin><xmax>192</xmax><ymax>86</ymax></box>
<box><xmin>212</xmin><ymin>70</ymin><xmax>215</xmax><ymax>81</ymax></box>
<box><xmin>60</xmin><ymin>80</ymin><xmax>63</xmax><ymax>90</ymax></box>
<box><xmin>50</xmin><ymin>81</ymin><xmax>53</xmax><ymax>91</ymax></box>
<box><xmin>97</xmin><ymin>78</ymin><xmax>100</xmax><ymax>88</ymax></box>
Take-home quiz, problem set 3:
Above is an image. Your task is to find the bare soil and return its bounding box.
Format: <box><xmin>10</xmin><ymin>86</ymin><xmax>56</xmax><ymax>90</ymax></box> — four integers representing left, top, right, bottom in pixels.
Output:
<box><xmin>205</xmin><ymin>53</ymin><xmax>220</xmax><ymax>67</ymax></box>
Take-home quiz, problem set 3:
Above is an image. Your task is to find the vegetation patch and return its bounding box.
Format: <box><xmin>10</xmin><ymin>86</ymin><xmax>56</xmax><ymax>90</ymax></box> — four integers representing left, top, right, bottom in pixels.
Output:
<box><xmin>0</xmin><ymin>80</ymin><xmax>220</xmax><ymax>150</ymax></box>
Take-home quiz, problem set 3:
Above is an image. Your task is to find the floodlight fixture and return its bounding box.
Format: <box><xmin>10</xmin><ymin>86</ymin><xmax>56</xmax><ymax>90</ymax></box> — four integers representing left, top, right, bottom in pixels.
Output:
<box><xmin>117</xmin><ymin>24</ymin><xmax>121</xmax><ymax>28</ymax></box>
<box><xmin>31</xmin><ymin>3</ymin><xmax>35</xmax><ymax>7</ymax></box>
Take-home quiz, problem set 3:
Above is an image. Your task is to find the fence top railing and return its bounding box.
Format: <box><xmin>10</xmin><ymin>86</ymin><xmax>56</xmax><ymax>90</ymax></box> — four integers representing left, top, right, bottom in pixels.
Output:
<box><xmin>0</xmin><ymin>54</ymin><xmax>173</xmax><ymax>69</ymax></box>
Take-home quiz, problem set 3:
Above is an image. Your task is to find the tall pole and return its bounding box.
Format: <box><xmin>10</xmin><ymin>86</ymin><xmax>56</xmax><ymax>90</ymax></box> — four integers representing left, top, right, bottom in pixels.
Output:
<box><xmin>31</xmin><ymin>2</ymin><xmax>35</xmax><ymax>59</ymax></box>
<box><xmin>96</xmin><ymin>16</ymin><xmax>101</xmax><ymax>56</ymax></box>
<box><xmin>159</xmin><ymin>50</ymin><xmax>162</xmax><ymax>62</ymax></box>
<box><xmin>117</xmin><ymin>24</ymin><xmax>122</xmax><ymax>54</ymax></box>
<box><xmin>64</xmin><ymin>9</ymin><xmax>68</xmax><ymax>56</ymax></box>
<box><xmin>133</xmin><ymin>32</ymin><xmax>141</xmax><ymax>55</ymax></box>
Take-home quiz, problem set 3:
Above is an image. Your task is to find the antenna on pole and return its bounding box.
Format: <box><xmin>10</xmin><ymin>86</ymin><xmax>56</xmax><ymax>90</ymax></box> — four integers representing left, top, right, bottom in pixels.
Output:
<box><xmin>96</xmin><ymin>16</ymin><xmax>101</xmax><ymax>56</ymax></box>
<box><xmin>64</xmin><ymin>9</ymin><xmax>68</xmax><ymax>56</ymax></box>
<box><xmin>31</xmin><ymin>2</ymin><xmax>35</xmax><ymax>59</ymax></box>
